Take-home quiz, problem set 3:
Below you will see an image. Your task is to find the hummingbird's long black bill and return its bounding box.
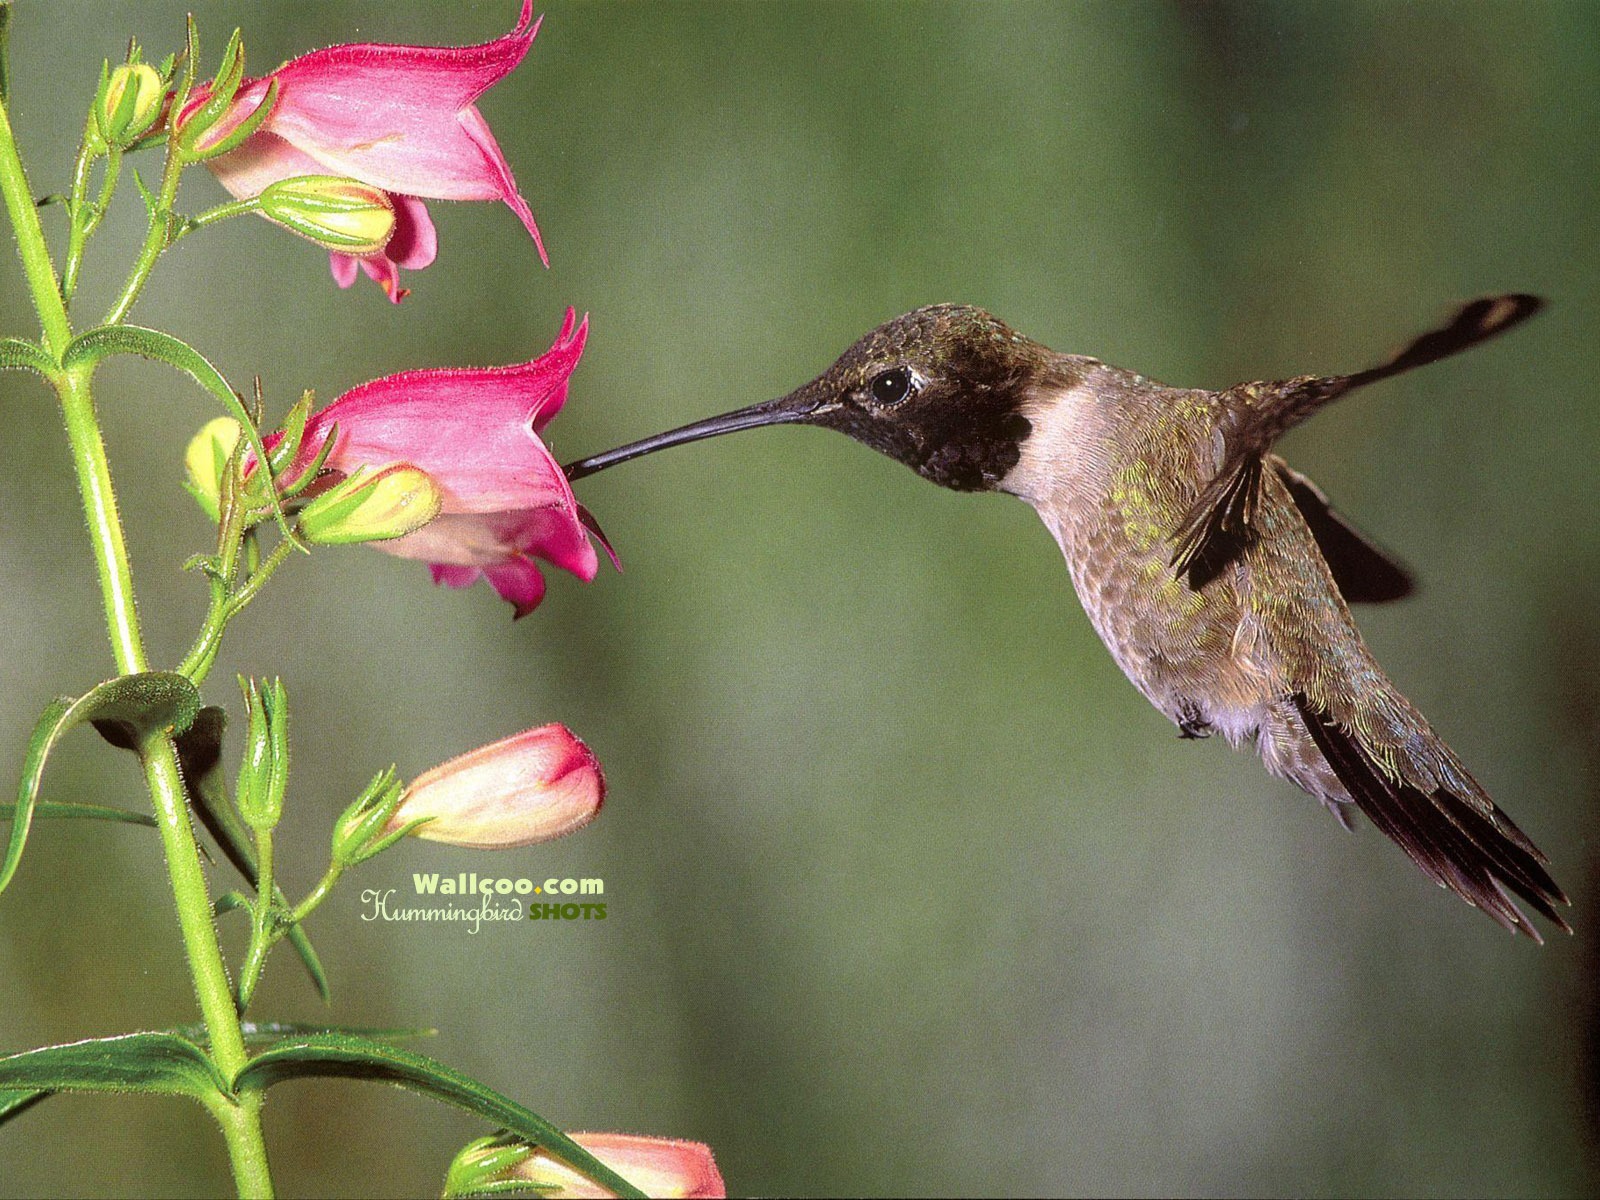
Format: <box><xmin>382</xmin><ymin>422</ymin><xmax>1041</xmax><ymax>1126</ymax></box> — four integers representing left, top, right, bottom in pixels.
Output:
<box><xmin>563</xmin><ymin>390</ymin><xmax>823</xmax><ymax>482</ymax></box>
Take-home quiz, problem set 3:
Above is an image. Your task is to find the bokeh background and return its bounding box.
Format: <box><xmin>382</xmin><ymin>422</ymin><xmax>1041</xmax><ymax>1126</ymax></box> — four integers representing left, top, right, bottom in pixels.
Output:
<box><xmin>1</xmin><ymin>1</ymin><xmax>1597</xmax><ymax>1196</ymax></box>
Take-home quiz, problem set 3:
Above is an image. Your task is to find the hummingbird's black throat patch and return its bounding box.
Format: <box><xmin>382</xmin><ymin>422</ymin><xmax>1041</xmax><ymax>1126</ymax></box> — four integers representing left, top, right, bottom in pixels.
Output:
<box><xmin>806</xmin><ymin>304</ymin><xmax>1053</xmax><ymax>493</ymax></box>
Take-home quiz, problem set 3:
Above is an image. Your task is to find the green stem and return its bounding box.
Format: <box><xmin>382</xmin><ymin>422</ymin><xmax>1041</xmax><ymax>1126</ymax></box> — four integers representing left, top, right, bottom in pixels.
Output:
<box><xmin>145</xmin><ymin>741</ymin><xmax>274</xmax><ymax>1197</ymax></box>
<box><xmin>59</xmin><ymin>134</ymin><xmax>94</xmax><ymax>301</ymax></box>
<box><xmin>0</xmin><ymin>92</ymin><xmax>273</xmax><ymax>1196</ymax></box>
<box><xmin>180</xmin><ymin>536</ymin><xmax>294</xmax><ymax>685</ymax></box>
<box><xmin>103</xmin><ymin>133</ymin><xmax>182</xmax><ymax>325</ymax></box>
<box><xmin>0</xmin><ymin>93</ymin><xmax>69</xmax><ymax>355</ymax></box>
<box><xmin>237</xmin><ymin>827</ymin><xmax>274</xmax><ymax>1008</ymax></box>
<box><xmin>291</xmin><ymin>862</ymin><xmax>344</xmax><ymax>925</ymax></box>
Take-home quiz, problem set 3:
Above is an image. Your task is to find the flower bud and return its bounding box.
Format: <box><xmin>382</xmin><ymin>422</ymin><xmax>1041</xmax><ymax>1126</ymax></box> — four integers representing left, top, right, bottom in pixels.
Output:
<box><xmin>298</xmin><ymin>464</ymin><xmax>442</xmax><ymax>545</ymax></box>
<box><xmin>235</xmin><ymin>677</ymin><xmax>289</xmax><ymax>833</ymax></box>
<box><xmin>496</xmin><ymin>1133</ymin><xmax>725</xmax><ymax>1199</ymax></box>
<box><xmin>184</xmin><ymin>417</ymin><xmax>244</xmax><ymax>522</ymax></box>
<box><xmin>94</xmin><ymin>62</ymin><xmax>165</xmax><ymax>148</ymax></box>
<box><xmin>331</xmin><ymin>767</ymin><xmax>412</xmax><ymax>868</ymax></box>
<box><xmin>387</xmin><ymin>725</ymin><xmax>603</xmax><ymax>850</ymax></box>
<box><xmin>258</xmin><ymin>175</ymin><xmax>396</xmax><ymax>254</ymax></box>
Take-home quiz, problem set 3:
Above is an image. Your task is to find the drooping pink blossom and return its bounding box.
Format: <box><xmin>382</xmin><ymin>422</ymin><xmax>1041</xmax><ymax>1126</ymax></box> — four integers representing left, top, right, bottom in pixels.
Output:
<box><xmin>387</xmin><ymin>724</ymin><xmax>603</xmax><ymax>849</ymax></box>
<box><xmin>200</xmin><ymin>1</ymin><xmax>546</xmax><ymax>301</ymax></box>
<box><xmin>297</xmin><ymin>308</ymin><xmax>604</xmax><ymax>616</ymax></box>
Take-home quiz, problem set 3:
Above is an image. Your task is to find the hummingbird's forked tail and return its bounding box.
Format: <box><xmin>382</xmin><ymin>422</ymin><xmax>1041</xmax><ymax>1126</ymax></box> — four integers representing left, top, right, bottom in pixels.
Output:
<box><xmin>1289</xmin><ymin>693</ymin><xmax>1569</xmax><ymax>941</ymax></box>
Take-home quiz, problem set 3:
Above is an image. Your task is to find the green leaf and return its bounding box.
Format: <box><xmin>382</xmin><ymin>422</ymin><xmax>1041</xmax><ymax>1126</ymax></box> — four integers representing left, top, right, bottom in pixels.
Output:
<box><xmin>61</xmin><ymin>326</ymin><xmax>298</xmax><ymax>546</ymax></box>
<box><xmin>0</xmin><ymin>801</ymin><xmax>155</xmax><ymax>828</ymax></box>
<box><xmin>3</xmin><ymin>673</ymin><xmax>200</xmax><ymax>898</ymax></box>
<box><xmin>0</xmin><ymin>1088</ymin><xmax>50</xmax><ymax>1128</ymax></box>
<box><xmin>0</xmin><ymin>1033</ymin><xmax>227</xmax><ymax>1102</ymax></box>
<box><xmin>235</xmin><ymin>1022</ymin><xmax>435</xmax><ymax>1046</ymax></box>
<box><xmin>234</xmin><ymin>1036</ymin><xmax>645</xmax><ymax>1199</ymax></box>
<box><xmin>0</xmin><ymin>1022</ymin><xmax>432</xmax><ymax>1129</ymax></box>
<box><xmin>0</xmin><ymin>337</ymin><xmax>54</xmax><ymax>376</ymax></box>
<box><xmin>176</xmin><ymin>708</ymin><xmax>330</xmax><ymax>1001</ymax></box>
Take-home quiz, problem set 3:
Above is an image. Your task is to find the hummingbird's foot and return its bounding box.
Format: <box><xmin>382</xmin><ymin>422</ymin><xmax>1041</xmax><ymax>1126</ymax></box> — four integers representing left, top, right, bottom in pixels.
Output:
<box><xmin>1177</xmin><ymin>706</ymin><xmax>1213</xmax><ymax>740</ymax></box>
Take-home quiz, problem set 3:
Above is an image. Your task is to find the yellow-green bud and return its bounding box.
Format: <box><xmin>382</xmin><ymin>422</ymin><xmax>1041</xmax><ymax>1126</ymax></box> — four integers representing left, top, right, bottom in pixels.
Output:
<box><xmin>258</xmin><ymin>176</ymin><xmax>396</xmax><ymax>254</ymax></box>
<box><xmin>299</xmin><ymin>464</ymin><xmax>441</xmax><ymax>545</ymax></box>
<box><xmin>183</xmin><ymin>417</ymin><xmax>244</xmax><ymax>522</ymax></box>
<box><xmin>95</xmin><ymin>63</ymin><xmax>165</xmax><ymax>148</ymax></box>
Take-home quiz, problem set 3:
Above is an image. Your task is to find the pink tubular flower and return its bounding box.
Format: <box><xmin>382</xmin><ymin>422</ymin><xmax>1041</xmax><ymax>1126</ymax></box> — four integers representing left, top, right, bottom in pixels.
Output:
<box><xmin>201</xmin><ymin>1</ymin><xmax>546</xmax><ymax>301</ymax></box>
<box><xmin>510</xmin><ymin>1134</ymin><xmax>725</xmax><ymax>1199</ymax></box>
<box><xmin>387</xmin><ymin>724</ymin><xmax>603</xmax><ymax>849</ymax></box>
<box><xmin>300</xmin><ymin>308</ymin><xmax>604</xmax><ymax>616</ymax></box>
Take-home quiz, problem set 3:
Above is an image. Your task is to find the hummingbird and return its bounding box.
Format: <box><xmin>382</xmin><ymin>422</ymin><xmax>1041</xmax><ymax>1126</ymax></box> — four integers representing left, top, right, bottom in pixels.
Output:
<box><xmin>564</xmin><ymin>295</ymin><xmax>1569</xmax><ymax>941</ymax></box>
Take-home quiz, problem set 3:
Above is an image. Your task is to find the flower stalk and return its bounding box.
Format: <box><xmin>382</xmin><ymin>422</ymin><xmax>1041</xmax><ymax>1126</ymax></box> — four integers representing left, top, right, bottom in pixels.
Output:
<box><xmin>0</xmin><ymin>83</ymin><xmax>275</xmax><ymax>1197</ymax></box>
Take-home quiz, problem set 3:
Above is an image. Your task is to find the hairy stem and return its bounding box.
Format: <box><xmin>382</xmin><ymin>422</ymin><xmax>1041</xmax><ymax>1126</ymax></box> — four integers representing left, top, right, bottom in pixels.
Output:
<box><xmin>0</xmin><ymin>90</ymin><xmax>273</xmax><ymax>1196</ymax></box>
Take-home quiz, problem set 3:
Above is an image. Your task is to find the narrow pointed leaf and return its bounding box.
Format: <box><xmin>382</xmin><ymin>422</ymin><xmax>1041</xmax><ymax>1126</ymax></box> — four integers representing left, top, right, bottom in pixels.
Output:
<box><xmin>0</xmin><ymin>337</ymin><xmax>54</xmax><ymax>375</ymax></box>
<box><xmin>0</xmin><ymin>1033</ymin><xmax>227</xmax><ymax>1101</ymax></box>
<box><xmin>0</xmin><ymin>802</ymin><xmax>156</xmax><ymax>828</ymax></box>
<box><xmin>4</xmin><ymin>674</ymin><xmax>199</xmax><ymax>898</ymax></box>
<box><xmin>234</xmin><ymin>1036</ymin><xmax>645</xmax><ymax>1199</ymax></box>
<box><xmin>0</xmin><ymin>1089</ymin><xmax>49</xmax><ymax>1128</ymax></box>
<box><xmin>176</xmin><ymin>708</ymin><xmax>330</xmax><ymax>1000</ymax></box>
<box><xmin>62</xmin><ymin>326</ymin><xmax>296</xmax><ymax>544</ymax></box>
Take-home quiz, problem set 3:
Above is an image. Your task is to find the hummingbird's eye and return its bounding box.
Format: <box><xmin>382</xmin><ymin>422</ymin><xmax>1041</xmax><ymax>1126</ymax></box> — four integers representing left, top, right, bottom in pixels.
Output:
<box><xmin>869</xmin><ymin>366</ymin><xmax>915</xmax><ymax>407</ymax></box>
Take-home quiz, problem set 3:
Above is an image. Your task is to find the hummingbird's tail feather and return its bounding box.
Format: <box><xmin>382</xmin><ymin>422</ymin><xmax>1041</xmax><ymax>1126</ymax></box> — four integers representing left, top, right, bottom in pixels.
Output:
<box><xmin>1291</xmin><ymin>693</ymin><xmax>1570</xmax><ymax>941</ymax></box>
<box><xmin>1170</xmin><ymin>295</ymin><xmax>1543</xmax><ymax>591</ymax></box>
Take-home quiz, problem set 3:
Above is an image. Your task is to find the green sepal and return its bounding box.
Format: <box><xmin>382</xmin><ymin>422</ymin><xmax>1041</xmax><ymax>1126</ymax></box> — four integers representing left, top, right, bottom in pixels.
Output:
<box><xmin>62</xmin><ymin>325</ymin><xmax>298</xmax><ymax>547</ymax></box>
<box><xmin>175</xmin><ymin>27</ymin><xmax>245</xmax><ymax>154</ymax></box>
<box><xmin>0</xmin><ymin>1032</ymin><xmax>228</xmax><ymax>1103</ymax></box>
<box><xmin>176</xmin><ymin>708</ymin><xmax>330</xmax><ymax>1001</ymax></box>
<box><xmin>0</xmin><ymin>801</ymin><xmax>155</xmax><ymax>829</ymax></box>
<box><xmin>3</xmin><ymin>674</ymin><xmax>201</xmax><ymax>898</ymax></box>
<box><xmin>192</xmin><ymin>78</ymin><xmax>279</xmax><ymax>162</ymax></box>
<box><xmin>0</xmin><ymin>337</ymin><xmax>55</xmax><ymax>376</ymax></box>
<box><xmin>233</xmin><ymin>1035</ymin><xmax>645</xmax><ymax>1200</ymax></box>
<box><xmin>267</xmin><ymin>391</ymin><xmax>314</xmax><ymax>480</ymax></box>
<box><xmin>444</xmin><ymin>1133</ymin><xmax>541</xmax><ymax>1199</ymax></box>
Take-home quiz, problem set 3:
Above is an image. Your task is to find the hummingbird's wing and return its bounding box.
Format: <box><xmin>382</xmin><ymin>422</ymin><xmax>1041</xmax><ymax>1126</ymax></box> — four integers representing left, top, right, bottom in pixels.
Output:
<box><xmin>1273</xmin><ymin>462</ymin><xmax>1413</xmax><ymax>603</ymax></box>
<box><xmin>1170</xmin><ymin>294</ymin><xmax>1543</xmax><ymax>590</ymax></box>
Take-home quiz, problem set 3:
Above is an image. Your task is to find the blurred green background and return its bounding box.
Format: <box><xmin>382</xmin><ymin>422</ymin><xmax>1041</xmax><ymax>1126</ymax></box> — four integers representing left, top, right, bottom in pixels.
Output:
<box><xmin>2</xmin><ymin>1</ymin><xmax>1597</xmax><ymax>1195</ymax></box>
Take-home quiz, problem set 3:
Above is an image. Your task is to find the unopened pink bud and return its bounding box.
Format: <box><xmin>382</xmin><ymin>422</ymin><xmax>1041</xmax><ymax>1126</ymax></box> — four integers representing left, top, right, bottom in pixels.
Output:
<box><xmin>509</xmin><ymin>1134</ymin><xmax>725</xmax><ymax>1199</ymax></box>
<box><xmin>389</xmin><ymin>725</ymin><xmax>603</xmax><ymax>849</ymax></box>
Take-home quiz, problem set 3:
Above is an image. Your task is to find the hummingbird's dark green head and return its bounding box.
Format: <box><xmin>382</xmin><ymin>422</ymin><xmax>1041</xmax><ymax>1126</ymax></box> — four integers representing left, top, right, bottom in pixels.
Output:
<box><xmin>564</xmin><ymin>304</ymin><xmax>1062</xmax><ymax>493</ymax></box>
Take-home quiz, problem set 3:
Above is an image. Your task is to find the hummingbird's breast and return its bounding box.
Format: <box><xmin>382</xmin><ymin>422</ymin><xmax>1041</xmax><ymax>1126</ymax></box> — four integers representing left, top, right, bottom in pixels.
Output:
<box><xmin>1002</xmin><ymin>364</ymin><xmax>1277</xmax><ymax>734</ymax></box>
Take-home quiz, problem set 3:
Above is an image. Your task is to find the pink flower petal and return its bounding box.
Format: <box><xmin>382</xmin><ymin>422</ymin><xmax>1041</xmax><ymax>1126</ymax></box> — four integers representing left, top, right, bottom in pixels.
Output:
<box><xmin>482</xmin><ymin>557</ymin><xmax>548</xmax><ymax>620</ymax></box>
<box><xmin>387</xmin><ymin>195</ymin><xmax>439</xmax><ymax>270</ymax></box>
<box><xmin>291</xmin><ymin>309</ymin><xmax>603</xmax><ymax>616</ymax></box>
<box><xmin>200</xmin><ymin>1</ymin><xmax>546</xmax><ymax>295</ymax></box>
<box><xmin>329</xmin><ymin>252</ymin><xmax>360</xmax><ymax>289</ymax></box>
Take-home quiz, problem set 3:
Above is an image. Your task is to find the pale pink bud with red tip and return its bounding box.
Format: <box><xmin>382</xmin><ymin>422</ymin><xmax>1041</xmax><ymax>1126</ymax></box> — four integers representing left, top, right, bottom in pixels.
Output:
<box><xmin>509</xmin><ymin>1134</ymin><xmax>725</xmax><ymax>1199</ymax></box>
<box><xmin>388</xmin><ymin>724</ymin><xmax>603</xmax><ymax>849</ymax></box>
<box><xmin>198</xmin><ymin>1</ymin><xmax>546</xmax><ymax>301</ymax></box>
